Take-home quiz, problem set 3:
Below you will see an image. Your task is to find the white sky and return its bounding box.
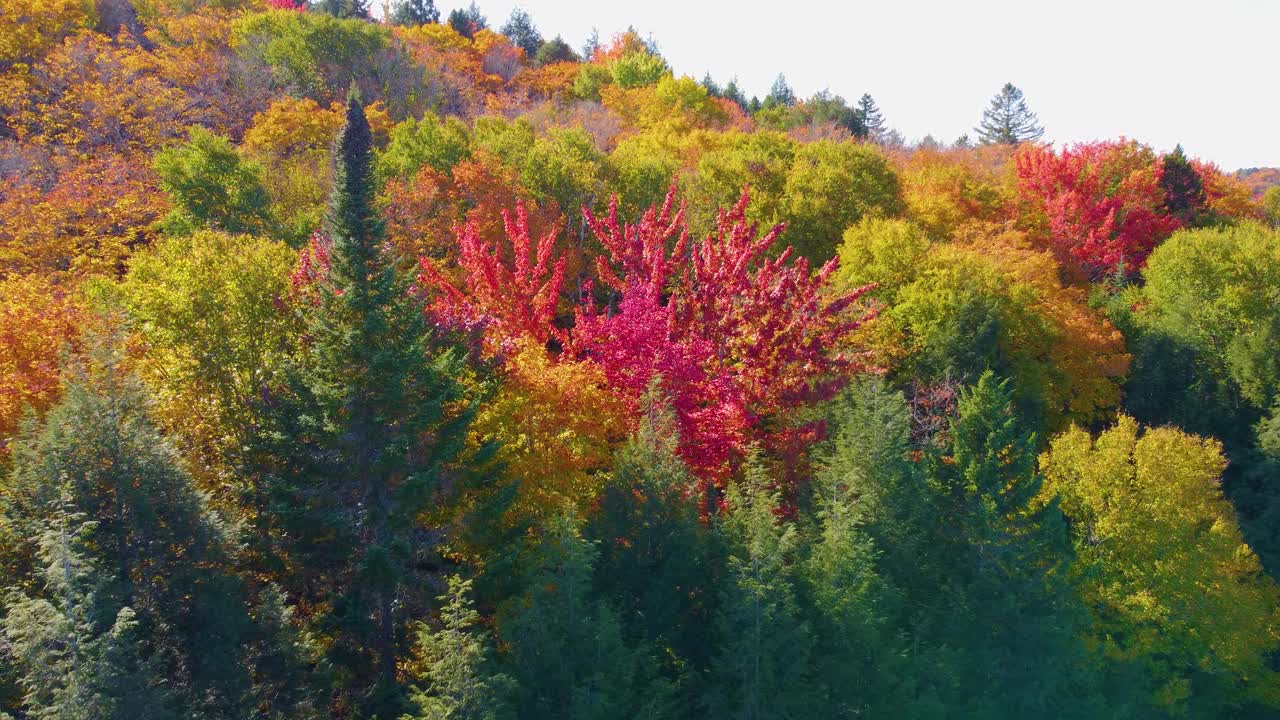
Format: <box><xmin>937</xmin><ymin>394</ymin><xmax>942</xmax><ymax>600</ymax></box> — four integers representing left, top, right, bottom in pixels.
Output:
<box><xmin>429</xmin><ymin>0</ymin><xmax>1279</xmax><ymax>170</ymax></box>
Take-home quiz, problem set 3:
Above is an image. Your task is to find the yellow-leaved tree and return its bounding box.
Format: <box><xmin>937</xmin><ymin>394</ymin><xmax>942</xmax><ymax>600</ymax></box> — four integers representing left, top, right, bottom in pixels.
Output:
<box><xmin>1040</xmin><ymin>416</ymin><xmax>1280</xmax><ymax>712</ymax></box>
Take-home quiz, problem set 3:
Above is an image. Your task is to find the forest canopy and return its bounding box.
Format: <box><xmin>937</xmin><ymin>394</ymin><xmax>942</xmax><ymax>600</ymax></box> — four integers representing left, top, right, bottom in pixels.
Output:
<box><xmin>1</xmin><ymin>1</ymin><xmax>1279</xmax><ymax>718</ymax></box>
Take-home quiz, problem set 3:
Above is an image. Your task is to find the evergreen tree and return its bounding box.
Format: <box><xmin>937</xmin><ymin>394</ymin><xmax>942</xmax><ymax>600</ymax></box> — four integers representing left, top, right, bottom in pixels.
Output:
<box><xmin>404</xmin><ymin>577</ymin><xmax>513</xmax><ymax>720</ymax></box>
<box><xmin>1</xmin><ymin>328</ymin><xmax>320</xmax><ymax>718</ymax></box>
<box><xmin>533</xmin><ymin>35</ymin><xmax>577</xmax><ymax>66</ymax></box>
<box><xmin>313</xmin><ymin>0</ymin><xmax>370</xmax><ymax>19</ymax></box>
<box><xmin>496</xmin><ymin>514</ymin><xmax>648</xmax><ymax>720</ymax></box>
<box><xmin>1160</xmin><ymin>144</ymin><xmax>1207</xmax><ymax>222</ymax></box>
<box><xmin>3</xmin><ymin>502</ymin><xmax>175</xmax><ymax>720</ymax></box>
<box><xmin>722</xmin><ymin>77</ymin><xmax>747</xmax><ymax>110</ymax></box>
<box><xmin>700</xmin><ymin>72</ymin><xmax>721</xmax><ymax>97</ymax></box>
<box><xmin>447</xmin><ymin>2</ymin><xmax>486</xmax><ymax>40</ymax></box>
<box><xmin>588</xmin><ymin>389</ymin><xmax>720</xmax><ymax>701</ymax></box>
<box><xmin>581</xmin><ymin>27</ymin><xmax>600</xmax><ymax>60</ymax></box>
<box><xmin>803</xmin><ymin>379</ymin><xmax>920</xmax><ymax>715</ymax></box>
<box><xmin>253</xmin><ymin>90</ymin><xmax>482</xmax><ymax>717</ymax></box>
<box><xmin>925</xmin><ymin>372</ymin><xmax>1103</xmax><ymax>717</ymax></box>
<box><xmin>805</xmin><ymin>90</ymin><xmax>866</xmax><ymax>137</ymax></box>
<box><xmin>764</xmin><ymin>73</ymin><xmax>796</xmax><ymax>108</ymax></box>
<box><xmin>499</xmin><ymin>8</ymin><xmax>542</xmax><ymax>59</ymax></box>
<box><xmin>705</xmin><ymin>457</ymin><xmax>817</xmax><ymax>719</ymax></box>
<box><xmin>389</xmin><ymin>0</ymin><xmax>439</xmax><ymax>26</ymax></box>
<box><xmin>975</xmin><ymin>82</ymin><xmax>1044</xmax><ymax>145</ymax></box>
<box><xmin>856</xmin><ymin>93</ymin><xmax>884</xmax><ymax>140</ymax></box>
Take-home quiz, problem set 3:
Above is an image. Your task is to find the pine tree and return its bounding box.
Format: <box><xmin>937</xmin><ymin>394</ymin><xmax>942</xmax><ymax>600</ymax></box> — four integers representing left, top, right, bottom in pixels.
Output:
<box><xmin>926</xmin><ymin>372</ymin><xmax>1102</xmax><ymax>717</ymax></box>
<box><xmin>254</xmin><ymin>90</ymin><xmax>482</xmax><ymax>717</ymax></box>
<box><xmin>405</xmin><ymin>577</ymin><xmax>513</xmax><ymax>720</ymax></box>
<box><xmin>499</xmin><ymin>8</ymin><xmax>542</xmax><ymax>59</ymax></box>
<box><xmin>1</xmin><ymin>328</ymin><xmax>320</xmax><ymax>718</ymax></box>
<box><xmin>803</xmin><ymin>378</ymin><xmax>920</xmax><ymax>715</ymax></box>
<box><xmin>3</xmin><ymin>500</ymin><xmax>176</xmax><ymax>720</ymax></box>
<box><xmin>447</xmin><ymin>2</ymin><xmax>486</xmax><ymax>40</ymax></box>
<box><xmin>975</xmin><ymin>82</ymin><xmax>1044</xmax><ymax>145</ymax></box>
<box><xmin>764</xmin><ymin>73</ymin><xmax>796</xmax><ymax>108</ymax></box>
<box><xmin>588</xmin><ymin>388</ymin><xmax>720</xmax><ymax>695</ymax></box>
<box><xmin>700</xmin><ymin>72</ymin><xmax>721</xmax><ymax>97</ymax></box>
<box><xmin>581</xmin><ymin>27</ymin><xmax>600</xmax><ymax>60</ymax></box>
<box><xmin>533</xmin><ymin>36</ymin><xmax>577</xmax><ymax>66</ymax></box>
<box><xmin>496</xmin><ymin>514</ymin><xmax>644</xmax><ymax>720</ymax></box>
<box><xmin>706</xmin><ymin>456</ymin><xmax>817</xmax><ymax>719</ymax></box>
<box><xmin>722</xmin><ymin>77</ymin><xmax>747</xmax><ymax>110</ymax></box>
<box><xmin>1160</xmin><ymin>144</ymin><xmax>1207</xmax><ymax>222</ymax></box>
<box><xmin>389</xmin><ymin>0</ymin><xmax>439</xmax><ymax>26</ymax></box>
<box><xmin>856</xmin><ymin>93</ymin><xmax>885</xmax><ymax>140</ymax></box>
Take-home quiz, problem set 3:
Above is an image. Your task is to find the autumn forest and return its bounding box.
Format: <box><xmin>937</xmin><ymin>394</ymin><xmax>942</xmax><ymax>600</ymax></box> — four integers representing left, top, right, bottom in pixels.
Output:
<box><xmin>2</xmin><ymin>0</ymin><xmax>1280</xmax><ymax>718</ymax></box>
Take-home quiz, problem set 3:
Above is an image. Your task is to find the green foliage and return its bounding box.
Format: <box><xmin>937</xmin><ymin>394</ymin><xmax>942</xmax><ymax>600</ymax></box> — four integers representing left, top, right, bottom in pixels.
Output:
<box><xmin>104</xmin><ymin>230</ymin><xmax>298</xmax><ymax>503</ymax></box>
<box><xmin>1122</xmin><ymin>222</ymin><xmax>1280</xmax><ymax>574</ymax></box>
<box><xmin>1160</xmin><ymin>144</ymin><xmax>1207</xmax><ymax>223</ymax></box>
<box><xmin>404</xmin><ymin>577</ymin><xmax>513</xmax><ymax>720</ymax></box>
<box><xmin>390</xmin><ymin>0</ymin><xmax>439</xmax><ymax>27</ymax></box>
<box><xmin>496</xmin><ymin>514</ymin><xmax>655</xmax><ymax>720</ymax></box>
<box><xmin>472</xmin><ymin>117</ymin><xmax>604</xmax><ymax>213</ymax></box>
<box><xmin>975</xmin><ymin>82</ymin><xmax>1044</xmax><ymax>145</ymax></box>
<box><xmin>1042</xmin><ymin>417</ymin><xmax>1280</xmax><ymax>714</ymax></box>
<box><xmin>498</xmin><ymin>8</ymin><xmax>542</xmax><ymax>58</ymax></box>
<box><xmin>533</xmin><ymin>35</ymin><xmax>577</xmax><ymax>66</ymax></box>
<box><xmin>313</xmin><ymin>0</ymin><xmax>370</xmax><ymax>19</ymax></box>
<box><xmin>446</xmin><ymin>2</ymin><xmax>486</xmax><ymax>39</ymax></box>
<box><xmin>4</xmin><ymin>506</ymin><xmax>176</xmax><ymax>720</ymax></box>
<box><xmin>572</xmin><ymin>63</ymin><xmax>613</xmax><ymax>101</ymax></box>
<box><xmin>1</xmin><ymin>327</ymin><xmax>320</xmax><ymax>718</ymax></box>
<box><xmin>376</xmin><ymin>111</ymin><xmax>472</xmax><ymax>183</ymax></box>
<box><xmin>153</xmin><ymin>127</ymin><xmax>275</xmax><ymax>237</ymax></box>
<box><xmin>857</xmin><ymin>93</ymin><xmax>884</xmax><ymax>139</ymax></box>
<box><xmin>764</xmin><ymin>73</ymin><xmax>795</xmax><ymax>108</ymax></box>
<box><xmin>1263</xmin><ymin>185</ymin><xmax>1280</xmax><ymax>228</ymax></box>
<box><xmin>706</xmin><ymin>459</ymin><xmax>817</xmax><ymax>719</ymax></box>
<box><xmin>609</xmin><ymin>50</ymin><xmax>670</xmax><ymax>89</ymax></box>
<box><xmin>606</xmin><ymin>133</ymin><xmax>682</xmax><ymax>218</ymax></box>
<box><xmin>251</xmin><ymin>95</ymin><xmax>483</xmax><ymax>718</ymax></box>
<box><xmin>1140</xmin><ymin>222</ymin><xmax>1280</xmax><ymax>412</ymax></box>
<box><xmin>926</xmin><ymin>374</ymin><xmax>1104</xmax><ymax>717</ymax></box>
<box><xmin>781</xmin><ymin>139</ymin><xmax>904</xmax><ymax>265</ymax></box>
<box><xmin>231</xmin><ymin>9</ymin><xmax>391</xmax><ymax>101</ymax></box>
<box><xmin>588</xmin><ymin>390</ymin><xmax>719</xmax><ymax>696</ymax></box>
<box><xmin>687</xmin><ymin>130</ymin><xmax>797</xmax><ymax>231</ymax></box>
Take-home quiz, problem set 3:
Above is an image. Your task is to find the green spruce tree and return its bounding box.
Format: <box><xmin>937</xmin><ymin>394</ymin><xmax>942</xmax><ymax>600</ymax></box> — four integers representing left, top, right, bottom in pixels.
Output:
<box><xmin>856</xmin><ymin>93</ymin><xmax>885</xmax><ymax>141</ymax></box>
<box><xmin>499</xmin><ymin>8</ymin><xmax>542</xmax><ymax>59</ymax></box>
<box><xmin>925</xmin><ymin>372</ymin><xmax>1103</xmax><ymax>717</ymax></box>
<box><xmin>496</xmin><ymin>514</ymin><xmax>646</xmax><ymax>720</ymax></box>
<box><xmin>764</xmin><ymin>73</ymin><xmax>796</xmax><ymax>108</ymax></box>
<box><xmin>975</xmin><ymin>82</ymin><xmax>1044</xmax><ymax>145</ymax></box>
<box><xmin>389</xmin><ymin>0</ymin><xmax>440</xmax><ymax>26</ymax></box>
<box><xmin>3</xmin><ymin>500</ymin><xmax>175</xmax><ymax>720</ymax></box>
<box><xmin>1160</xmin><ymin>144</ymin><xmax>1207</xmax><ymax>223</ymax></box>
<box><xmin>706</xmin><ymin>456</ymin><xmax>816</xmax><ymax>720</ymax></box>
<box><xmin>253</xmin><ymin>89</ymin><xmax>483</xmax><ymax>718</ymax></box>
<box><xmin>404</xmin><ymin>576</ymin><xmax>513</xmax><ymax>720</ymax></box>
<box><xmin>588</xmin><ymin>388</ymin><xmax>719</xmax><ymax>704</ymax></box>
<box><xmin>2</xmin><ymin>328</ymin><xmax>320</xmax><ymax>718</ymax></box>
<box><xmin>314</xmin><ymin>0</ymin><xmax>370</xmax><ymax>19</ymax></box>
<box><xmin>533</xmin><ymin>36</ymin><xmax>578</xmax><ymax>66</ymax></box>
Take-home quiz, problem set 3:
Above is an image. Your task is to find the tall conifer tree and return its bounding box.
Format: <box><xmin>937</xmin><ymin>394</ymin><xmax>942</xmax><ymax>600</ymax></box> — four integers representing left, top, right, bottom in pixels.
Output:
<box><xmin>975</xmin><ymin>83</ymin><xmax>1044</xmax><ymax>145</ymax></box>
<box><xmin>255</xmin><ymin>90</ymin><xmax>482</xmax><ymax>717</ymax></box>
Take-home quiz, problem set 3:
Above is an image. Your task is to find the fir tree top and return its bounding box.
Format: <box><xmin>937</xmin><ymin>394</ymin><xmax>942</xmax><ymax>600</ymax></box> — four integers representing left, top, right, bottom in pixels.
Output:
<box><xmin>975</xmin><ymin>82</ymin><xmax>1044</xmax><ymax>145</ymax></box>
